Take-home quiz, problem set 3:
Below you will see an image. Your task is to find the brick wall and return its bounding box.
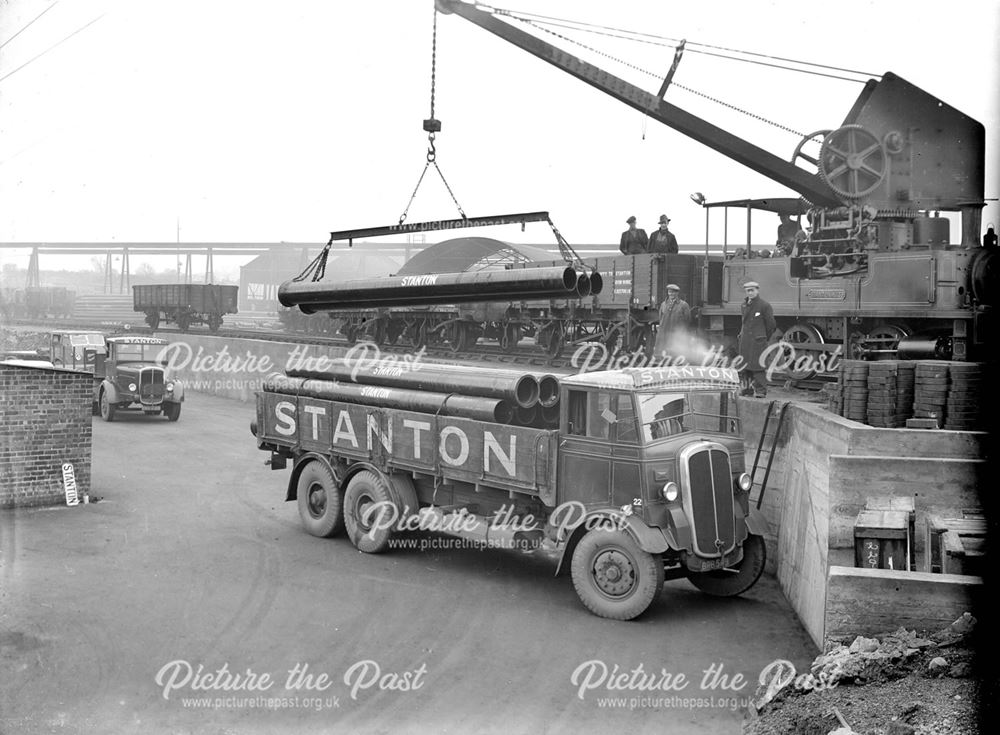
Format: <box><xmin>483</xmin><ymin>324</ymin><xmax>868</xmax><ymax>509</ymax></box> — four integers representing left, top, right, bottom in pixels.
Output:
<box><xmin>0</xmin><ymin>364</ymin><xmax>92</xmax><ymax>508</ymax></box>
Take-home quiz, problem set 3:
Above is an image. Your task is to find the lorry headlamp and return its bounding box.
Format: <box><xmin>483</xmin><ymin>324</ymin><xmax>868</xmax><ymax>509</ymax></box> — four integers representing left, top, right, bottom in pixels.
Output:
<box><xmin>166</xmin><ymin>382</ymin><xmax>174</xmax><ymax>392</ymax></box>
<box><xmin>128</xmin><ymin>382</ymin><xmax>137</xmax><ymax>391</ymax></box>
<box><xmin>662</xmin><ymin>481</ymin><xmax>680</xmax><ymax>502</ymax></box>
<box><xmin>737</xmin><ymin>473</ymin><xmax>752</xmax><ymax>492</ymax></box>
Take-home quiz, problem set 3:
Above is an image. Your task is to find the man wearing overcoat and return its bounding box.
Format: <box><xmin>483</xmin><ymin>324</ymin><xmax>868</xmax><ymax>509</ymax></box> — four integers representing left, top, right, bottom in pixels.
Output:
<box><xmin>737</xmin><ymin>281</ymin><xmax>777</xmax><ymax>397</ymax></box>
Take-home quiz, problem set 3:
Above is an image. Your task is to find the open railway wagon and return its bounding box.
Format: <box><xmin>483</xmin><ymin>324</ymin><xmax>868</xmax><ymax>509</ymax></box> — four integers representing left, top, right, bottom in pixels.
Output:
<box><xmin>0</xmin><ymin>286</ymin><xmax>76</xmax><ymax>319</ymax></box>
<box><xmin>133</xmin><ymin>284</ymin><xmax>239</xmax><ymax>332</ymax></box>
<box><xmin>321</xmin><ymin>228</ymin><xmax>710</xmax><ymax>359</ymax></box>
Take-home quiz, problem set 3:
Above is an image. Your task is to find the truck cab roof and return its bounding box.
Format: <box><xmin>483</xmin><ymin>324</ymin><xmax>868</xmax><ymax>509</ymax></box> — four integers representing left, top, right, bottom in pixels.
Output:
<box><xmin>561</xmin><ymin>366</ymin><xmax>740</xmax><ymax>392</ymax></box>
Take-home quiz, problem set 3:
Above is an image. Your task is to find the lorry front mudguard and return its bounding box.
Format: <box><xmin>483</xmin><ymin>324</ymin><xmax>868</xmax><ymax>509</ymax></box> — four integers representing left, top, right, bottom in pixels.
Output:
<box><xmin>554</xmin><ymin>510</ymin><xmax>670</xmax><ymax>577</ymax></box>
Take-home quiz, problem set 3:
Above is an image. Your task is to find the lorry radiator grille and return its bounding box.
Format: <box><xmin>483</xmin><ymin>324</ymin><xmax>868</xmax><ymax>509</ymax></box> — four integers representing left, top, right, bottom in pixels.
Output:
<box><xmin>140</xmin><ymin>368</ymin><xmax>164</xmax><ymax>403</ymax></box>
<box><xmin>685</xmin><ymin>447</ymin><xmax>736</xmax><ymax>557</ymax></box>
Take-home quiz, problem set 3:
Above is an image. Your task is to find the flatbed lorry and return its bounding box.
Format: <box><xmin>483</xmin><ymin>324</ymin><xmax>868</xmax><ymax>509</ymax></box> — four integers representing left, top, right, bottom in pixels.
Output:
<box><xmin>253</xmin><ymin>364</ymin><xmax>766</xmax><ymax>619</ymax></box>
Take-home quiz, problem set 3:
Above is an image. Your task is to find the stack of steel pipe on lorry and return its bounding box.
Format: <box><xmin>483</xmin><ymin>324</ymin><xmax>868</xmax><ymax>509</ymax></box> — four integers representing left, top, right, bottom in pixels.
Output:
<box><xmin>265</xmin><ymin>359</ymin><xmax>562</xmax><ymax>428</ymax></box>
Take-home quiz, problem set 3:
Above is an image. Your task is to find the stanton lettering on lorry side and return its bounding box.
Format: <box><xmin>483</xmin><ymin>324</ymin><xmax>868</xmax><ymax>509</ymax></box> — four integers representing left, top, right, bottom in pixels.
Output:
<box><xmin>261</xmin><ymin>393</ymin><xmax>530</xmax><ymax>482</ymax></box>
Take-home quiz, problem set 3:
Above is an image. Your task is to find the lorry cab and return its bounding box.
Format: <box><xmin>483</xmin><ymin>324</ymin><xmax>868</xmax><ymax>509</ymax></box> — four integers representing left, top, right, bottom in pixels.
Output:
<box><xmin>48</xmin><ymin>331</ymin><xmax>107</xmax><ymax>373</ymax></box>
<box><xmin>96</xmin><ymin>336</ymin><xmax>184</xmax><ymax>422</ymax></box>
<box><xmin>558</xmin><ymin>366</ymin><xmax>759</xmax><ymax>584</ymax></box>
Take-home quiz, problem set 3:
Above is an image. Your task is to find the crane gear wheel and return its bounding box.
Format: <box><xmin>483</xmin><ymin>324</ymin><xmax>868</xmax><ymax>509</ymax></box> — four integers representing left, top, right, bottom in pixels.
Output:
<box><xmin>818</xmin><ymin>124</ymin><xmax>887</xmax><ymax>200</ymax></box>
<box><xmin>790</xmin><ymin>129</ymin><xmax>832</xmax><ymax>169</ymax></box>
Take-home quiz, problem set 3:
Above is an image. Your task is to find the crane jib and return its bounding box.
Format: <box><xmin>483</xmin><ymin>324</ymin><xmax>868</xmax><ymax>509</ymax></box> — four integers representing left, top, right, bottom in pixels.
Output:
<box><xmin>438</xmin><ymin>0</ymin><xmax>842</xmax><ymax>208</ymax></box>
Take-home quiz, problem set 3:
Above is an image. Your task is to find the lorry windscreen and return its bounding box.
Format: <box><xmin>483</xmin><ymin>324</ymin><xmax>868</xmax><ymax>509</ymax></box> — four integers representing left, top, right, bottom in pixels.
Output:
<box><xmin>636</xmin><ymin>390</ymin><xmax>740</xmax><ymax>442</ymax></box>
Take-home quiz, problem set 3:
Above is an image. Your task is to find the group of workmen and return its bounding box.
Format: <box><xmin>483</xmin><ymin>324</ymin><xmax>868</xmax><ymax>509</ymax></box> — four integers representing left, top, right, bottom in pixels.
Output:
<box><xmin>621</xmin><ymin>213</ymin><xmax>774</xmax><ymax>397</ymax></box>
<box><xmin>619</xmin><ymin>214</ymin><xmax>678</xmax><ymax>254</ymax></box>
<box><xmin>652</xmin><ymin>280</ymin><xmax>774</xmax><ymax>398</ymax></box>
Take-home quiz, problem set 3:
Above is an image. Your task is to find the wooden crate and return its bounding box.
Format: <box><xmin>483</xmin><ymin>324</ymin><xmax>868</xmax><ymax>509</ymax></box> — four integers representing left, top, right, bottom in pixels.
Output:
<box><xmin>925</xmin><ymin>513</ymin><xmax>986</xmax><ymax>575</ymax></box>
<box><xmin>865</xmin><ymin>496</ymin><xmax>916</xmax><ymax>570</ymax></box>
<box><xmin>854</xmin><ymin>509</ymin><xmax>910</xmax><ymax>571</ymax></box>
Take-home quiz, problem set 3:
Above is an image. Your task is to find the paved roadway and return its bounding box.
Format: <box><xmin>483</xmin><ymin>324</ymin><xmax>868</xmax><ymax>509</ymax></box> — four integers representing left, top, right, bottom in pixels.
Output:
<box><xmin>0</xmin><ymin>393</ymin><xmax>816</xmax><ymax>735</ymax></box>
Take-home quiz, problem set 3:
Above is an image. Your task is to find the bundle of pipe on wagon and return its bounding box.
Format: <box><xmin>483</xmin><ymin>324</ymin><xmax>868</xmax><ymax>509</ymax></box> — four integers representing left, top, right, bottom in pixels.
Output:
<box><xmin>283</xmin><ymin>362</ymin><xmax>563</xmax><ymax>428</ymax></box>
<box><xmin>277</xmin><ymin>265</ymin><xmax>602</xmax><ymax>313</ymax></box>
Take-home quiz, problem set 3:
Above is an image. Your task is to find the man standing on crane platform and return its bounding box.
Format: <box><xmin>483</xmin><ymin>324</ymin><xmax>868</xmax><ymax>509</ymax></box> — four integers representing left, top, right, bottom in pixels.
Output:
<box><xmin>619</xmin><ymin>215</ymin><xmax>649</xmax><ymax>254</ymax></box>
<box><xmin>648</xmin><ymin>215</ymin><xmax>679</xmax><ymax>254</ymax></box>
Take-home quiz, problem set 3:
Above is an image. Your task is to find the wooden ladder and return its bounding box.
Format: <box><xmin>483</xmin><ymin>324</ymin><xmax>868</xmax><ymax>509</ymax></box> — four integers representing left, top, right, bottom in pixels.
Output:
<box><xmin>750</xmin><ymin>400</ymin><xmax>790</xmax><ymax>511</ymax></box>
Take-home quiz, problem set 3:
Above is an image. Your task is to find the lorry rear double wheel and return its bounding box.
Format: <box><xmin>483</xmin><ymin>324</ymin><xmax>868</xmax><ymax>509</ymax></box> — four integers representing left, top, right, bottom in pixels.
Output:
<box><xmin>570</xmin><ymin>528</ymin><xmax>665</xmax><ymax>620</ymax></box>
<box><xmin>296</xmin><ymin>461</ymin><xmax>343</xmax><ymax>538</ymax></box>
<box><xmin>343</xmin><ymin>470</ymin><xmax>396</xmax><ymax>553</ymax></box>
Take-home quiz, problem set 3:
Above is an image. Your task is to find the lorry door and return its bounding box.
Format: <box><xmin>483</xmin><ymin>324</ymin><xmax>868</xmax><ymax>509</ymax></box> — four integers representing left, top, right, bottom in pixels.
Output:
<box><xmin>558</xmin><ymin>389</ymin><xmax>612</xmax><ymax>506</ymax></box>
<box><xmin>609</xmin><ymin>392</ymin><xmax>642</xmax><ymax>508</ymax></box>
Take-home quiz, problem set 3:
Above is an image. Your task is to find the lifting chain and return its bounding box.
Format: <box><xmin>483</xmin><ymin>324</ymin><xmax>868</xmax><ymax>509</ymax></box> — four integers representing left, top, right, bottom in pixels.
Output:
<box><xmin>398</xmin><ymin>8</ymin><xmax>466</xmax><ymax>225</ymax></box>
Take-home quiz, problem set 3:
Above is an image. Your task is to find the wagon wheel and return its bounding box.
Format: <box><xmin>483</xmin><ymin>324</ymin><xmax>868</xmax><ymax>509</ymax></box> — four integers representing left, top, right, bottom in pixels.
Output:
<box><xmin>603</xmin><ymin>324</ymin><xmax>626</xmax><ymax>356</ymax></box>
<box><xmin>444</xmin><ymin>322</ymin><xmax>472</xmax><ymax>352</ymax></box>
<box><xmin>207</xmin><ymin>314</ymin><xmax>223</xmax><ymax>332</ymax></box>
<box><xmin>630</xmin><ymin>324</ymin><xmax>654</xmax><ymax>359</ymax></box>
<box><xmin>845</xmin><ymin>330</ymin><xmax>869</xmax><ymax>361</ymax></box>
<box><xmin>819</xmin><ymin>124</ymin><xmax>887</xmax><ymax>200</ymax></box>
<box><xmin>385</xmin><ymin>319</ymin><xmax>405</xmax><ymax>346</ymax></box>
<box><xmin>538</xmin><ymin>322</ymin><xmax>565</xmax><ymax>359</ymax></box>
<box><xmin>777</xmin><ymin>323</ymin><xmax>825</xmax><ymax>380</ymax></box>
<box><xmin>499</xmin><ymin>323</ymin><xmax>522</xmax><ymax>351</ymax></box>
<box><xmin>407</xmin><ymin>319</ymin><xmax>428</xmax><ymax>349</ymax></box>
<box><xmin>867</xmin><ymin>324</ymin><xmax>910</xmax><ymax>353</ymax></box>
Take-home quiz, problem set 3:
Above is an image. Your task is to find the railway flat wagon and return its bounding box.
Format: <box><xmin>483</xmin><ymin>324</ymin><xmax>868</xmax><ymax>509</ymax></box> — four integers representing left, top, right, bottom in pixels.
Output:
<box><xmin>133</xmin><ymin>284</ymin><xmax>239</xmax><ymax>332</ymax></box>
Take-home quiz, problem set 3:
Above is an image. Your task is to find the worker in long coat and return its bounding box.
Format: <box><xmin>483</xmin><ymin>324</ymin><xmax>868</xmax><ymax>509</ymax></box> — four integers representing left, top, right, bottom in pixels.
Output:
<box><xmin>653</xmin><ymin>284</ymin><xmax>691</xmax><ymax>358</ymax></box>
<box><xmin>737</xmin><ymin>281</ymin><xmax>777</xmax><ymax>397</ymax></box>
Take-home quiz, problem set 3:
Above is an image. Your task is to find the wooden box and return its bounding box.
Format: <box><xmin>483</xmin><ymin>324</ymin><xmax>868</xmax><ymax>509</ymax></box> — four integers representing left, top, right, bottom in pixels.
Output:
<box><xmin>924</xmin><ymin>513</ymin><xmax>987</xmax><ymax>575</ymax></box>
<box><xmin>854</xmin><ymin>509</ymin><xmax>911</xmax><ymax>571</ymax></box>
<box><xmin>865</xmin><ymin>496</ymin><xmax>916</xmax><ymax>570</ymax></box>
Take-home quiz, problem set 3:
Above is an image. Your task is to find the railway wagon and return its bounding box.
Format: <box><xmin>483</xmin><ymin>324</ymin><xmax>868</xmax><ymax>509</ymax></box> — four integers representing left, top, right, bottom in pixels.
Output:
<box><xmin>326</xmin><ymin>244</ymin><xmax>711</xmax><ymax>359</ymax></box>
<box><xmin>133</xmin><ymin>284</ymin><xmax>238</xmax><ymax>332</ymax></box>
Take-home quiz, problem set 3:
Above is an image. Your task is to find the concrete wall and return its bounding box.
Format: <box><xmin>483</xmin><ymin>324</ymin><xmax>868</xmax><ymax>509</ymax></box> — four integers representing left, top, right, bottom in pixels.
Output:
<box><xmin>0</xmin><ymin>364</ymin><xmax>92</xmax><ymax>508</ymax></box>
<box><xmin>825</xmin><ymin>566</ymin><xmax>984</xmax><ymax>641</ymax></box>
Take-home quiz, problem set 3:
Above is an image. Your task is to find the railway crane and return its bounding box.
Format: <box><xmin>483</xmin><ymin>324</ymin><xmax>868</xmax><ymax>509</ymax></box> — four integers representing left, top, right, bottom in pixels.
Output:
<box><xmin>429</xmin><ymin>0</ymin><xmax>994</xmax><ymax>366</ymax></box>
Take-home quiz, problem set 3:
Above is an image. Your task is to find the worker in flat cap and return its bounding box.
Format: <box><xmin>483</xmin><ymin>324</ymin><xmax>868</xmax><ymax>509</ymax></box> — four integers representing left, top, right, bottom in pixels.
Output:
<box><xmin>648</xmin><ymin>214</ymin><xmax>679</xmax><ymax>254</ymax></box>
<box><xmin>653</xmin><ymin>283</ymin><xmax>692</xmax><ymax>358</ymax></box>
<box><xmin>619</xmin><ymin>215</ymin><xmax>649</xmax><ymax>255</ymax></box>
<box><xmin>737</xmin><ymin>281</ymin><xmax>777</xmax><ymax>397</ymax></box>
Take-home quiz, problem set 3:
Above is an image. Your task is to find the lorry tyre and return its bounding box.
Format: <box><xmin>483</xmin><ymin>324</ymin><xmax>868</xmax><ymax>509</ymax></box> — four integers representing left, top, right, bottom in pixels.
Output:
<box><xmin>163</xmin><ymin>402</ymin><xmax>182</xmax><ymax>421</ymax></box>
<box><xmin>344</xmin><ymin>470</ymin><xmax>396</xmax><ymax>553</ymax></box>
<box><xmin>570</xmin><ymin>528</ymin><xmax>665</xmax><ymax>620</ymax></box>
<box><xmin>296</xmin><ymin>461</ymin><xmax>344</xmax><ymax>538</ymax></box>
<box><xmin>687</xmin><ymin>533</ymin><xmax>766</xmax><ymax>597</ymax></box>
<box><xmin>99</xmin><ymin>389</ymin><xmax>116</xmax><ymax>422</ymax></box>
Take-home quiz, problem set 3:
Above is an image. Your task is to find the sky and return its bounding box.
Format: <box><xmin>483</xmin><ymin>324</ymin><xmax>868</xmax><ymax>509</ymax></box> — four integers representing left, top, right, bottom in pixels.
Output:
<box><xmin>1</xmin><ymin>0</ymin><xmax>998</xmax><ymax>277</ymax></box>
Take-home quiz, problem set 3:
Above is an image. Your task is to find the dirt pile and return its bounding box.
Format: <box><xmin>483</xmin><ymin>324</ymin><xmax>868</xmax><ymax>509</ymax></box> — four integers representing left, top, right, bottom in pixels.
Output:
<box><xmin>744</xmin><ymin>614</ymin><xmax>982</xmax><ymax>735</ymax></box>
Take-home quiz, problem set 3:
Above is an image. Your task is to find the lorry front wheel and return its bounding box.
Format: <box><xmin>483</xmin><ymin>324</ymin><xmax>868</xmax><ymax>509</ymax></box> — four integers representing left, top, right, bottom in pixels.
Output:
<box><xmin>570</xmin><ymin>528</ymin><xmax>664</xmax><ymax>620</ymax></box>
<box><xmin>163</xmin><ymin>402</ymin><xmax>181</xmax><ymax>421</ymax></box>
<box><xmin>296</xmin><ymin>461</ymin><xmax>343</xmax><ymax>538</ymax></box>
<box><xmin>100</xmin><ymin>390</ymin><xmax>116</xmax><ymax>422</ymax></box>
<box><xmin>688</xmin><ymin>533</ymin><xmax>766</xmax><ymax>597</ymax></box>
<box><xmin>344</xmin><ymin>470</ymin><xmax>396</xmax><ymax>553</ymax></box>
